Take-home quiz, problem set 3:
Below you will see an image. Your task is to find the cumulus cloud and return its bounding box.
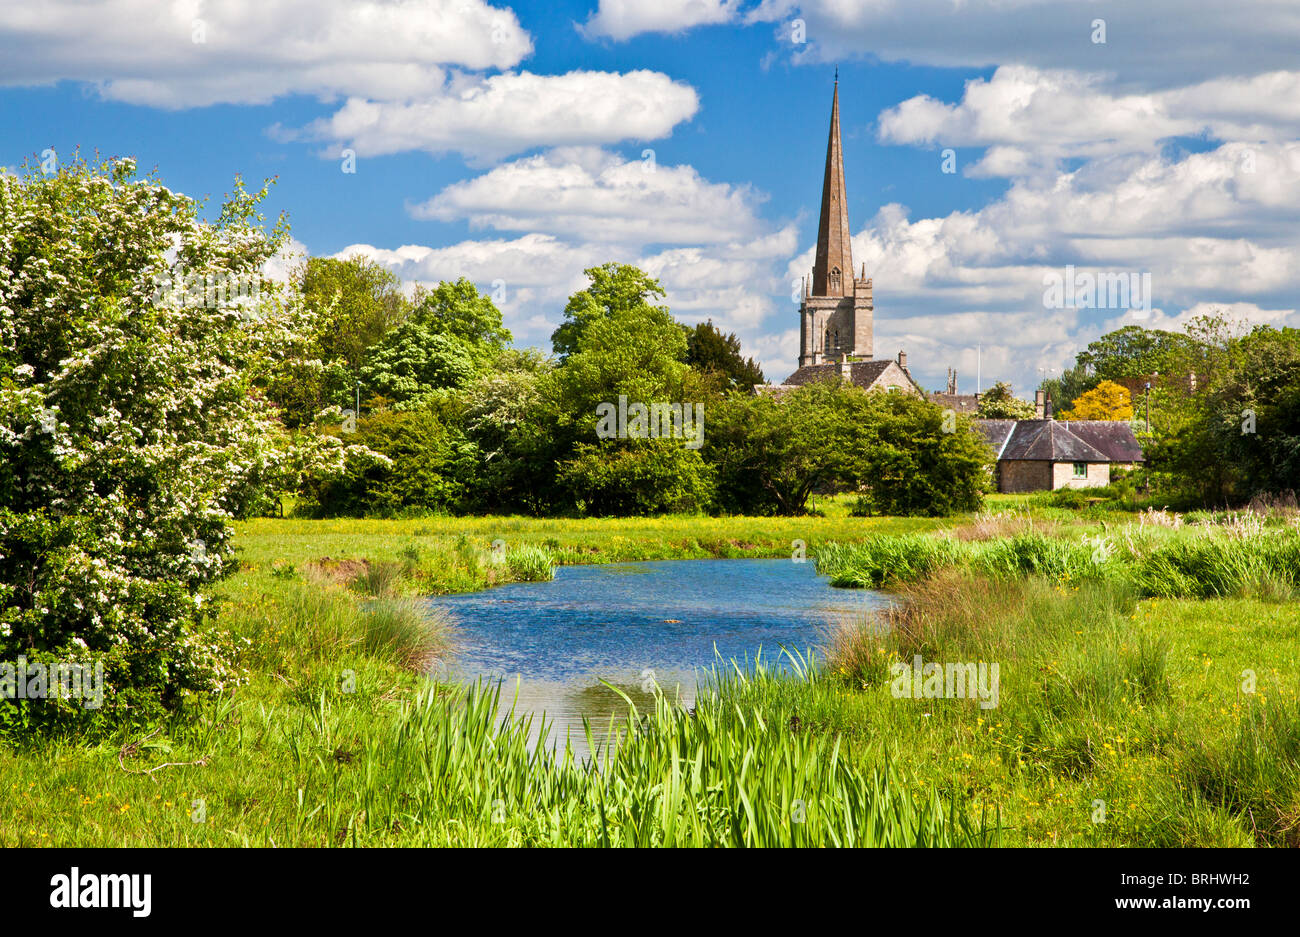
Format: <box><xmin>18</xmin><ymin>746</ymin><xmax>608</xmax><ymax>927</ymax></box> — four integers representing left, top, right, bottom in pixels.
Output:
<box><xmin>878</xmin><ymin>66</ymin><xmax>1300</xmax><ymax>174</ymax></box>
<box><xmin>410</xmin><ymin>147</ymin><xmax>766</xmax><ymax>245</ymax></box>
<box><xmin>281</xmin><ymin>70</ymin><xmax>700</xmax><ymax>161</ymax></box>
<box><xmin>0</xmin><ymin>0</ymin><xmax>531</xmax><ymax>108</ymax></box>
<box><xmin>750</xmin><ymin>0</ymin><xmax>1300</xmax><ymax>89</ymax></box>
<box><xmin>581</xmin><ymin>0</ymin><xmax>740</xmax><ymax>41</ymax></box>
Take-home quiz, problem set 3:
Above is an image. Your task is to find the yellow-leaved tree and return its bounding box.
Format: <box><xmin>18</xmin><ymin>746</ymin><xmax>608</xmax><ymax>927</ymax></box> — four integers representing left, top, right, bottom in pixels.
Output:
<box><xmin>1061</xmin><ymin>380</ymin><xmax>1134</xmax><ymax>420</ymax></box>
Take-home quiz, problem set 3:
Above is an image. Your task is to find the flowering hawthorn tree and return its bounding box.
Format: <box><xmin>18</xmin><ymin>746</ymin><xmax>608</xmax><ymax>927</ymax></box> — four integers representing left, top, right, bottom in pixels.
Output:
<box><xmin>0</xmin><ymin>156</ymin><xmax>347</xmax><ymax>723</ymax></box>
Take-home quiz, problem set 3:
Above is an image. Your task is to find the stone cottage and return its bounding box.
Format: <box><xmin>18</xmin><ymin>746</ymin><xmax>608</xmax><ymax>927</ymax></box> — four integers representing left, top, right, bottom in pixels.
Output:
<box><xmin>973</xmin><ymin>418</ymin><xmax>1146</xmax><ymax>492</ymax></box>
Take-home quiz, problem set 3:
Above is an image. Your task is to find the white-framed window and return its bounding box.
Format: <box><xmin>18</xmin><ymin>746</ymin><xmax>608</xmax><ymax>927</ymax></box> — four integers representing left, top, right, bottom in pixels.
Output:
<box><xmin>1073</xmin><ymin>461</ymin><xmax>1087</xmax><ymax>478</ymax></box>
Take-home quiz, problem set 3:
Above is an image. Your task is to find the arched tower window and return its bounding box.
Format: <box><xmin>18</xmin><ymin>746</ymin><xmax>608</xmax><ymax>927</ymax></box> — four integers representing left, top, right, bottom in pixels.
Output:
<box><xmin>829</xmin><ymin>267</ymin><xmax>841</xmax><ymax>292</ymax></box>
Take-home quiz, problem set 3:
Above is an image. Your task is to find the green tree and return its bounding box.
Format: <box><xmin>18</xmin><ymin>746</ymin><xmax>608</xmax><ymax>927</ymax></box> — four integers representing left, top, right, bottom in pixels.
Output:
<box><xmin>300</xmin><ymin>255</ymin><xmax>408</xmax><ymax>376</ymax></box>
<box><xmin>706</xmin><ymin>382</ymin><xmax>988</xmax><ymax>516</ymax></box>
<box><xmin>684</xmin><ymin>319</ymin><xmax>766</xmax><ymax>391</ymax></box>
<box><xmin>409</xmin><ymin>278</ymin><xmax>512</xmax><ymax>362</ymax></box>
<box><xmin>525</xmin><ymin>266</ymin><xmax>698</xmax><ymax>514</ymax></box>
<box><xmin>977</xmin><ymin>382</ymin><xmax>1035</xmax><ymax>419</ymax></box>
<box><xmin>463</xmin><ymin>349</ymin><xmax>555</xmax><ymax>514</ymax></box>
<box><xmin>359</xmin><ymin>325</ymin><xmax>478</xmax><ymax>409</ymax></box>
<box><xmin>852</xmin><ymin>393</ymin><xmax>991</xmax><ymax>516</ymax></box>
<box><xmin>1075</xmin><ymin>324</ymin><xmax>1209</xmax><ymax>382</ymax></box>
<box><xmin>1204</xmin><ymin>325</ymin><xmax>1300</xmax><ymax>497</ymax></box>
<box><xmin>267</xmin><ymin>255</ymin><xmax>408</xmax><ymax>427</ymax></box>
<box><xmin>551</xmin><ymin>263</ymin><xmax>671</xmax><ymax>361</ymax></box>
<box><xmin>1038</xmin><ymin>362</ymin><xmax>1098</xmax><ymax>413</ymax></box>
<box><xmin>558</xmin><ymin>441</ymin><xmax>715</xmax><ymax>516</ymax></box>
<box><xmin>302</xmin><ymin>405</ymin><xmax>476</xmax><ymax>517</ymax></box>
<box><xmin>358</xmin><ymin>280</ymin><xmax>510</xmax><ymax>410</ymax></box>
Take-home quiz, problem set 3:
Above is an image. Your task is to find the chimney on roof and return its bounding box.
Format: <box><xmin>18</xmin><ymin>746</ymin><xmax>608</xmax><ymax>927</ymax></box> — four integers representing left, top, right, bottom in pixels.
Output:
<box><xmin>1045</xmin><ymin>392</ymin><xmax>1054</xmax><ymax>420</ymax></box>
<box><xmin>897</xmin><ymin>349</ymin><xmax>907</xmax><ymax>369</ymax></box>
<box><xmin>840</xmin><ymin>353</ymin><xmax>853</xmax><ymax>380</ymax></box>
<box><xmin>1034</xmin><ymin>389</ymin><xmax>1045</xmax><ymax>420</ymax></box>
<box><xmin>947</xmin><ymin>368</ymin><xmax>957</xmax><ymax>395</ymax></box>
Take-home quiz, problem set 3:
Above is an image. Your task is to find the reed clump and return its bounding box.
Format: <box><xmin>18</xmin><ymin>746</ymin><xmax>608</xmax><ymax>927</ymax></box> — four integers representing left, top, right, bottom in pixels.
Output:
<box><xmin>816</xmin><ymin>526</ymin><xmax>1300</xmax><ymax>600</ymax></box>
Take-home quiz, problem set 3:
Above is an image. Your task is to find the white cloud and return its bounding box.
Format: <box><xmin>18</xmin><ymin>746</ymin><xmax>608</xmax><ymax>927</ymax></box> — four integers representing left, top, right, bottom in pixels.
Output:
<box><xmin>581</xmin><ymin>0</ymin><xmax>739</xmax><ymax>41</ymax></box>
<box><xmin>263</xmin><ymin>237</ymin><xmax>311</xmax><ymax>284</ymax></box>
<box><xmin>411</xmin><ymin>147</ymin><xmax>766</xmax><ymax>245</ymax></box>
<box><xmin>0</xmin><ymin>0</ymin><xmax>531</xmax><ymax>108</ymax></box>
<box><xmin>284</xmin><ymin>70</ymin><xmax>700</xmax><ymax>161</ymax></box>
<box><xmin>750</xmin><ymin>1</ymin><xmax>1300</xmax><ymax>89</ymax></box>
<box><xmin>878</xmin><ymin>66</ymin><xmax>1300</xmax><ymax>174</ymax></box>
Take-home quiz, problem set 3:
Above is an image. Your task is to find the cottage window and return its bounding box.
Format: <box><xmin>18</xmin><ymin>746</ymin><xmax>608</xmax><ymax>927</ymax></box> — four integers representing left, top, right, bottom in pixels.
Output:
<box><xmin>1073</xmin><ymin>461</ymin><xmax>1087</xmax><ymax>478</ymax></box>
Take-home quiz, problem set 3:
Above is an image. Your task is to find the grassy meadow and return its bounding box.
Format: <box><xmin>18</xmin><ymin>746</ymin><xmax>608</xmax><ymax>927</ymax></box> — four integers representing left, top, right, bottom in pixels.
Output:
<box><xmin>1</xmin><ymin>496</ymin><xmax>1296</xmax><ymax>846</ymax></box>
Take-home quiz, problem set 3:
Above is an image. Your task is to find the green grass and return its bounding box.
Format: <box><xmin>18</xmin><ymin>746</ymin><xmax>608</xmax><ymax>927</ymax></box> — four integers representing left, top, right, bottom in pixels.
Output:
<box><xmin>823</xmin><ymin>570</ymin><xmax>1300</xmax><ymax>845</ymax></box>
<box><xmin>816</xmin><ymin>525</ymin><xmax>1300</xmax><ymax>600</ymax></box>
<box><xmin>2</xmin><ymin>507</ymin><xmax>1297</xmax><ymax>847</ymax></box>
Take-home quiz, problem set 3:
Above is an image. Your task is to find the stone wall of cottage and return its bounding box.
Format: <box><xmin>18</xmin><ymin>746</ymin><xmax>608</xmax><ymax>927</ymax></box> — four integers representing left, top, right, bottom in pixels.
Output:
<box><xmin>999</xmin><ymin>460</ymin><xmax>1053</xmax><ymax>492</ymax></box>
<box><xmin>1050</xmin><ymin>461</ymin><xmax>1111</xmax><ymax>490</ymax></box>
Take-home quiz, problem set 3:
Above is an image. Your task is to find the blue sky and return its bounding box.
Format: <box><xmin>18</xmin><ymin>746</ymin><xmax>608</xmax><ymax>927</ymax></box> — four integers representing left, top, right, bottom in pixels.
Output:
<box><xmin>2</xmin><ymin>1</ymin><xmax>1298</xmax><ymax>393</ymax></box>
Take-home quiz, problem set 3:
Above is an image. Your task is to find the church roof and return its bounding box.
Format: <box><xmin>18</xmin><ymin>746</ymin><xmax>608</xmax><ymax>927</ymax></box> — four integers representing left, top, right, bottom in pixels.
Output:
<box><xmin>973</xmin><ymin>419</ymin><xmax>1145</xmax><ymax>463</ymax></box>
<box><xmin>780</xmin><ymin>360</ymin><xmax>895</xmax><ymax>388</ymax></box>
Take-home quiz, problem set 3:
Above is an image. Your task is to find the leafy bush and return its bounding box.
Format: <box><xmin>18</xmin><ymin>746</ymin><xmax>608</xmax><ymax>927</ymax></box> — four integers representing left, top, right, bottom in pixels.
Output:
<box><xmin>558</xmin><ymin>441</ymin><xmax>715</xmax><ymax>516</ymax></box>
<box><xmin>301</xmin><ymin>407</ymin><xmax>477</xmax><ymax>517</ymax></box>
<box><xmin>0</xmin><ymin>157</ymin><xmax>343</xmax><ymax>728</ymax></box>
<box><xmin>709</xmin><ymin>382</ymin><xmax>990</xmax><ymax>517</ymax></box>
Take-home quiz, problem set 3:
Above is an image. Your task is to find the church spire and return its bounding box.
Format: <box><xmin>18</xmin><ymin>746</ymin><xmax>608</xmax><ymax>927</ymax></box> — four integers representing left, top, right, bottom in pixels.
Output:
<box><xmin>812</xmin><ymin>76</ymin><xmax>854</xmax><ymax>298</ymax></box>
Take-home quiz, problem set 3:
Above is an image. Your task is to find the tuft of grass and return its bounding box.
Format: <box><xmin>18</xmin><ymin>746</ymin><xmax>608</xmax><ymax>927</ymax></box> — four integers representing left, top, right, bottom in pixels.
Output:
<box><xmin>1180</xmin><ymin>695</ymin><xmax>1300</xmax><ymax>847</ymax></box>
<box><xmin>815</xmin><ymin>535</ymin><xmax>961</xmax><ymax>588</ymax></box>
<box><xmin>361</xmin><ymin>599</ymin><xmax>456</xmax><ymax>671</ymax></box>
<box><xmin>504</xmin><ymin>544</ymin><xmax>555</xmax><ymax>582</ymax></box>
<box><xmin>354</xmin><ymin>560</ymin><xmax>406</xmax><ymax>597</ymax></box>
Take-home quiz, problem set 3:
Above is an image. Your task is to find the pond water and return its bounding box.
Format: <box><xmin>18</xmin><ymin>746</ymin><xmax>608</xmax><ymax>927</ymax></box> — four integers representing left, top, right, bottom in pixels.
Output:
<box><xmin>427</xmin><ymin>558</ymin><xmax>889</xmax><ymax>756</ymax></box>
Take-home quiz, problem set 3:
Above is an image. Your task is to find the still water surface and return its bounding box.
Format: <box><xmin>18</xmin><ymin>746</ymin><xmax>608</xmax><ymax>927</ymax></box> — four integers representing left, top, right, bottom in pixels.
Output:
<box><xmin>428</xmin><ymin>558</ymin><xmax>888</xmax><ymax>754</ymax></box>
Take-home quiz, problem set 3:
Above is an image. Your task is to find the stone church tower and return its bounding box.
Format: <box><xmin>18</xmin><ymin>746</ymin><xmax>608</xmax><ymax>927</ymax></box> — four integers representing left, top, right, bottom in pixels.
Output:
<box><xmin>798</xmin><ymin>78</ymin><xmax>873</xmax><ymax>367</ymax></box>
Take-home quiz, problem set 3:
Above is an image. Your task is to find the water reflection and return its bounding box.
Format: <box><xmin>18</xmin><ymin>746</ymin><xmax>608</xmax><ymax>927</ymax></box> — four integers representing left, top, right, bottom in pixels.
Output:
<box><xmin>429</xmin><ymin>558</ymin><xmax>888</xmax><ymax>757</ymax></box>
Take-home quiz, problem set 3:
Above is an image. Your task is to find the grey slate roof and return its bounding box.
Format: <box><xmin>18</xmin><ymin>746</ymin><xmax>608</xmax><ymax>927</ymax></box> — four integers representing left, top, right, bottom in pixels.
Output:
<box><xmin>780</xmin><ymin>360</ymin><xmax>899</xmax><ymax>388</ymax></box>
<box><xmin>1063</xmin><ymin>420</ymin><xmax>1146</xmax><ymax>463</ymax></box>
<box><xmin>972</xmin><ymin>419</ymin><xmax>1016</xmax><ymax>456</ymax></box>
<box><xmin>972</xmin><ymin>419</ymin><xmax>1145</xmax><ymax>463</ymax></box>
